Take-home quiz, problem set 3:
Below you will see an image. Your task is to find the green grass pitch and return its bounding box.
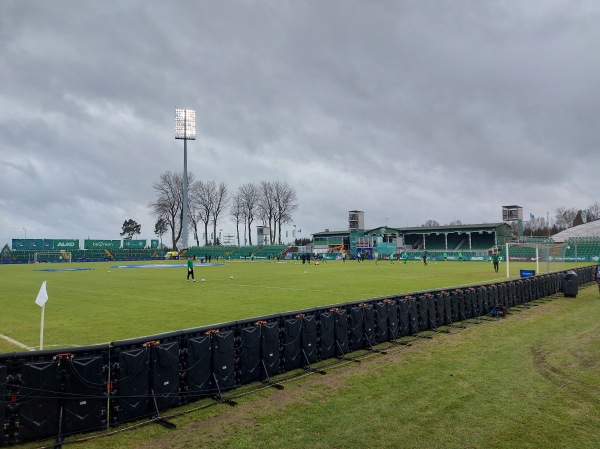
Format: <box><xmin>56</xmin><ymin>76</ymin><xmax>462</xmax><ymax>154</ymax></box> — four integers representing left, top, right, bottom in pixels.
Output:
<box><xmin>3</xmin><ymin>259</ymin><xmax>600</xmax><ymax>449</ymax></box>
<box><xmin>0</xmin><ymin>258</ymin><xmax>584</xmax><ymax>353</ymax></box>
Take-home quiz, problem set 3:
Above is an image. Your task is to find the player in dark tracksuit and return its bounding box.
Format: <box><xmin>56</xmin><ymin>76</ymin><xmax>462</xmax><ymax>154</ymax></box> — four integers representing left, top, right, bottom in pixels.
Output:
<box><xmin>492</xmin><ymin>252</ymin><xmax>500</xmax><ymax>273</ymax></box>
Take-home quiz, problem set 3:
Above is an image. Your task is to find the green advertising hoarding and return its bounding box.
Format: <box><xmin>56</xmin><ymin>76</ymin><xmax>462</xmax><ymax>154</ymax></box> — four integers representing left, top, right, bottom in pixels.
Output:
<box><xmin>84</xmin><ymin>239</ymin><xmax>121</xmax><ymax>250</ymax></box>
<box><xmin>54</xmin><ymin>239</ymin><xmax>80</xmax><ymax>250</ymax></box>
<box><xmin>13</xmin><ymin>239</ymin><xmax>79</xmax><ymax>250</ymax></box>
<box><xmin>151</xmin><ymin>239</ymin><xmax>159</xmax><ymax>249</ymax></box>
<box><xmin>122</xmin><ymin>239</ymin><xmax>146</xmax><ymax>249</ymax></box>
<box><xmin>12</xmin><ymin>239</ymin><xmax>50</xmax><ymax>250</ymax></box>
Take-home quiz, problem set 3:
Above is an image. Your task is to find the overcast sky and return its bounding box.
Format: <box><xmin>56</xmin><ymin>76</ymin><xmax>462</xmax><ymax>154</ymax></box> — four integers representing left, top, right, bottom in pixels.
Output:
<box><xmin>1</xmin><ymin>1</ymin><xmax>599</xmax><ymax>247</ymax></box>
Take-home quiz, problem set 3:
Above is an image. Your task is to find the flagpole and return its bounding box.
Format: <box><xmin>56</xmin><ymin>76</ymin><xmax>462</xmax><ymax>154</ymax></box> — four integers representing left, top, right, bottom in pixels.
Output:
<box><xmin>40</xmin><ymin>304</ymin><xmax>45</xmax><ymax>350</ymax></box>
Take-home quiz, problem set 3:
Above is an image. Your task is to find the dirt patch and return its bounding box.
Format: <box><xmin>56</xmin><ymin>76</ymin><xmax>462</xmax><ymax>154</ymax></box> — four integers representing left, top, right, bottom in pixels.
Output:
<box><xmin>531</xmin><ymin>346</ymin><xmax>569</xmax><ymax>381</ymax></box>
<box><xmin>530</xmin><ymin>346</ymin><xmax>599</xmax><ymax>403</ymax></box>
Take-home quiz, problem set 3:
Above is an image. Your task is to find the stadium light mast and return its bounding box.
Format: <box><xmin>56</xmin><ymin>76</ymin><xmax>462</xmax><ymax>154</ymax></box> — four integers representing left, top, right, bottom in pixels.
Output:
<box><xmin>175</xmin><ymin>108</ymin><xmax>196</xmax><ymax>250</ymax></box>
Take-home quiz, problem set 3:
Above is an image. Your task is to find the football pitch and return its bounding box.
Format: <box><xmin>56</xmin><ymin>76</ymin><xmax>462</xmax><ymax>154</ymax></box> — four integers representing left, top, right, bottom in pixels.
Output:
<box><xmin>0</xmin><ymin>258</ymin><xmax>585</xmax><ymax>353</ymax></box>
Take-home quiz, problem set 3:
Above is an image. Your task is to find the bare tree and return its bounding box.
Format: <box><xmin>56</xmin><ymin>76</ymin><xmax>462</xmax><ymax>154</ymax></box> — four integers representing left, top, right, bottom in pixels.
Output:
<box><xmin>258</xmin><ymin>181</ymin><xmax>277</xmax><ymax>244</ymax></box>
<box><xmin>210</xmin><ymin>182</ymin><xmax>229</xmax><ymax>245</ymax></box>
<box><xmin>190</xmin><ymin>180</ymin><xmax>215</xmax><ymax>246</ymax></box>
<box><xmin>585</xmin><ymin>201</ymin><xmax>600</xmax><ymax>222</ymax></box>
<box><xmin>239</xmin><ymin>183</ymin><xmax>259</xmax><ymax>246</ymax></box>
<box><xmin>149</xmin><ymin>171</ymin><xmax>184</xmax><ymax>250</ymax></box>
<box><xmin>230</xmin><ymin>192</ymin><xmax>244</xmax><ymax>246</ymax></box>
<box><xmin>524</xmin><ymin>215</ymin><xmax>549</xmax><ymax>237</ymax></box>
<box><xmin>274</xmin><ymin>181</ymin><xmax>298</xmax><ymax>244</ymax></box>
<box><xmin>188</xmin><ymin>180</ymin><xmax>205</xmax><ymax>246</ymax></box>
<box><xmin>187</xmin><ymin>195</ymin><xmax>203</xmax><ymax>247</ymax></box>
<box><xmin>422</xmin><ymin>220</ymin><xmax>440</xmax><ymax>227</ymax></box>
<box><xmin>554</xmin><ymin>207</ymin><xmax>578</xmax><ymax>231</ymax></box>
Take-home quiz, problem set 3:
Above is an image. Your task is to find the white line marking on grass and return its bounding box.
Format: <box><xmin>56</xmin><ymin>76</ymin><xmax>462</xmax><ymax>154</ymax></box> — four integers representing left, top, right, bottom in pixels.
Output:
<box><xmin>0</xmin><ymin>333</ymin><xmax>34</xmax><ymax>351</ymax></box>
<box><xmin>223</xmin><ymin>283</ymin><xmax>353</xmax><ymax>296</ymax></box>
<box><xmin>229</xmin><ymin>283</ymin><xmax>313</xmax><ymax>292</ymax></box>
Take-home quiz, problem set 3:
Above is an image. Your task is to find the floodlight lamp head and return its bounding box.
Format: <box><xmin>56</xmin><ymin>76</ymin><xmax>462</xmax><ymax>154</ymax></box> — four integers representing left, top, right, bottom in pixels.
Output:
<box><xmin>175</xmin><ymin>108</ymin><xmax>196</xmax><ymax>140</ymax></box>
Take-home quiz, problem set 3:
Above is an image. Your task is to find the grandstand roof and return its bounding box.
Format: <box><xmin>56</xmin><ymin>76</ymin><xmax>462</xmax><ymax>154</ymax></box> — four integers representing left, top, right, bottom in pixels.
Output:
<box><xmin>552</xmin><ymin>220</ymin><xmax>600</xmax><ymax>242</ymax></box>
<box><xmin>313</xmin><ymin>223</ymin><xmax>510</xmax><ymax>237</ymax></box>
<box><xmin>313</xmin><ymin>230</ymin><xmax>348</xmax><ymax>237</ymax></box>
<box><xmin>379</xmin><ymin>223</ymin><xmax>509</xmax><ymax>235</ymax></box>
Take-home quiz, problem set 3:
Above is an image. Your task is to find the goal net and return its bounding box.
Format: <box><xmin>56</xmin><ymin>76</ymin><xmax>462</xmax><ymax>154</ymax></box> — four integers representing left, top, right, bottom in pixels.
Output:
<box><xmin>34</xmin><ymin>251</ymin><xmax>72</xmax><ymax>263</ymax></box>
<box><xmin>504</xmin><ymin>241</ymin><xmax>572</xmax><ymax>278</ymax></box>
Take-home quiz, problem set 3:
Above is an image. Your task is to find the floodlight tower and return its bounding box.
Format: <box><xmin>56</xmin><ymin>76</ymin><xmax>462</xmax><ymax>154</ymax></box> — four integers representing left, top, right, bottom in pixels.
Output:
<box><xmin>175</xmin><ymin>109</ymin><xmax>196</xmax><ymax>250</ymax></box>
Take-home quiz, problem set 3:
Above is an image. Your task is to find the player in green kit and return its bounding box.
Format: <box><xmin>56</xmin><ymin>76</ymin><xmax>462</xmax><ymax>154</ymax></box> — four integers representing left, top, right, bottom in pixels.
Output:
<box><xmin>187</xmin><ymin>256</ymin><xmax>196</xmax><ymax>282</ymax></box>
<box><xmin>491</xmin><ymin>251</ymin><xmax>500</xmax><ymax>273</ymax></box>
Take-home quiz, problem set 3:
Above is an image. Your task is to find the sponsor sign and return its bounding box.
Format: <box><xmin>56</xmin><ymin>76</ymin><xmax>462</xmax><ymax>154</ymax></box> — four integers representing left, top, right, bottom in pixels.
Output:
<box><xmin>551</xmin><ymin>256</ymin><xmax>594</xmax><ymax>262</ymax></box>
<box><xmin>84</xmin><ymin>239</ymin><xmax>121</xmax><ymax>250</ymax></box>
<box><xmin>54</xmin><ymin>239</ymin><xmax>80</xmax><ymax>250</ymax></box>
<box><xmin>151</xmin><ymin>239</ymin><xmax>159</xmax><ymax>249</ymax></box>
<box><xmin>520</xmin><ymin>269</ymin><xmax>536</xmax><ymax>278</ymax></box>
<box><xmin>509</xmin><ymin>256</ymin><xmax>537</xmax><ymax>262</ymax></box>
<box><xmin>123</xmin><ymin>239</ymin><xmax>146</xmax><ymax>249</ymax></box>
<box><xmin>12</xmin><ymin>239</ymin><xmax>44</xmax><ymax>250</ymax></box>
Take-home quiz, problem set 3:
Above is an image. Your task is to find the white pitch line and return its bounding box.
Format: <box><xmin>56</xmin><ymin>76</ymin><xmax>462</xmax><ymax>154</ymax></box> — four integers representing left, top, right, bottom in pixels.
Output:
<box><xmin>223</xmin><ymin>282</ymin><xmax>371</xmax><ymax>299</ymax></box>
<box><xmin>0</xmin><ymin>333</ymin><xmax>34</xmax><ymax>351</ymax></box>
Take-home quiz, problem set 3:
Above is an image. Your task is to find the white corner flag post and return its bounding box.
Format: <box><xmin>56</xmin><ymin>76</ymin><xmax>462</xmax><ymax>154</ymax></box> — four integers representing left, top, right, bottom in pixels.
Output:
<box><xmin>35</xmin><ymin>281</ymin><xmax>48</xmax><ymax>350</ymax></box>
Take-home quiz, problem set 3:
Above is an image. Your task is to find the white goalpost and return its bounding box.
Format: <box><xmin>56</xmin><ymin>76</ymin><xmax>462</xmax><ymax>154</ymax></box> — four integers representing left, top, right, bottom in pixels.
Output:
<box><xmin>34</xmin><ymin>251</ymin><xmax>72</xmax><ymax>263</ymax></box>
<box><xmin>504</xmin><ymin>241</ymin><xmax>568</xmax><ymax>278</ymax></box>
<box><xmin>505</xmin><ymin>243</ymin><xmax>539</xmax><ymax>279</ymax></box>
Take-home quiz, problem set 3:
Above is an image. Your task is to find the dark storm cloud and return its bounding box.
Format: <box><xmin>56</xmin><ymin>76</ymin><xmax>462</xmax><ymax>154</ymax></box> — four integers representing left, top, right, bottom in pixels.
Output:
<box><xmin>1</xmin><ymin>0</ymin><xmax>599</xmax><ymax>244</ymax></box>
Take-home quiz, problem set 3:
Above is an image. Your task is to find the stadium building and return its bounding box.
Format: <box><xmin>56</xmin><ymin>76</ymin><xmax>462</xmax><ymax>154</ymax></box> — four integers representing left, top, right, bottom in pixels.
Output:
<box><xmin>312</xmin><ymin>210</ymin><xmax>513</xmax><ymax>261</ymax></box>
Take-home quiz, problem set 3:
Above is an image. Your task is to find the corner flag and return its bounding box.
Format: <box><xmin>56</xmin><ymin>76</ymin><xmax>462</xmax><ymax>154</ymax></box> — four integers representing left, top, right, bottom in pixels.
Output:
<box><xmin>35</xmin><ymin>281</ymin><xmax>48</xmax><ymax>307</ymax></box>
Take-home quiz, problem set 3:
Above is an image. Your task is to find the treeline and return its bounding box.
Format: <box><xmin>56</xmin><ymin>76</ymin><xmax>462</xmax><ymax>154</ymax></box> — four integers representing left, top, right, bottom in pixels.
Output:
<box><xmin>149</xmin><ymin>171</ymin><xmax>298</xmax><ymax>250</ymax></box>
<box><xmin>524</xmin><ymin>202</ymin><xmax>600</xmax><ymax>236</ymax></box>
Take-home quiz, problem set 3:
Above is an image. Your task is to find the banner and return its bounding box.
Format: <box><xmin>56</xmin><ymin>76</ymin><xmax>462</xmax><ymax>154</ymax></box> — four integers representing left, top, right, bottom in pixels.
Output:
<box><xmin>151</xmin><ymin>239</ymin><xmax>159</xmax><ymax>249</ymax></box>
<box><xmin>84</xmin><ymin>239</ymin><xmax>121</xmax><ymax>250</ymax></box>
<box><xmin>54</xmin><ymin>239</ymin><xmax>80</xmax><ymax>250</ymax></box>
<box><xmin>122</xmin><ymin>239</ymin><xmax>146</xmax><ymax>249</ymax></box>
<box><xmin>12</xmin><ymin>239</ymin><xmax>45</xmax><ymax>250</ymax></box>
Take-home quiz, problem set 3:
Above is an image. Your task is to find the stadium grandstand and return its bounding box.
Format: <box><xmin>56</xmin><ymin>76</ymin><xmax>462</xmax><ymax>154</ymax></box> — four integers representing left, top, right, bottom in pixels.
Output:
<box><xmin>313</xmin><ymin>212</ymin><xmax>513</xmax><ymax>261</ymax></box>
<box><xmin>0</xmin><ymin>237</ymin><xmax>302</xmax><ymax>264</ymax></box>
<box><xmin>312</xmin><ymin>209</ymin><xmax>600</xmax><ymax>263</ymax></box>
<box><xmin>551</xmin><ymin>219</ymin><xmax>600</xmax><ymax>242</ymax></box>
<box><xmin>1</xmin><ymin>238</ymin><xmax>167</xmax><ymax>264</ymax></box>
<box><xmin>551</xmin><ymin>220</ymin><xmax>600</xmax><ymax>263</ymax></box>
